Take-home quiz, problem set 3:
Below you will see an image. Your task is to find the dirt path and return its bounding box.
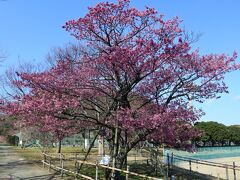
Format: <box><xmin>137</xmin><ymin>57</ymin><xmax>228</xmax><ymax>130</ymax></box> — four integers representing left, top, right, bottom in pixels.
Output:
<box><xmin>0</xmin><ymin>144</ymin><xmax>59</xmax><ymax>179</ymax></box>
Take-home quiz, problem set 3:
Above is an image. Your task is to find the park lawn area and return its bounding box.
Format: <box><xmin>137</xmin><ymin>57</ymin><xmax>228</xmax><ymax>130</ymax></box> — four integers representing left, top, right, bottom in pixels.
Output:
<box><xmin>61</xmin><ymin>146</ymin><xmax>98</xmax><ymax>154</ymax></box>
<box><xmin>13</xmin><ymin>147</ymin><xmax>43</xmax><ymax>161</ymax></box>
<box><xmin>12</xmin><ymin>146</ymin><xmax>99</xmax><ymax>162</ymax></box>
<box><xmin>12</xmin><ymin>146</ymin><xmax>164</xmax><ymax>179</ymax></box>
<box><xmin>60</xmin><ymin>162</ymin><xmax>163</xmax><ymax>180</ymax></box>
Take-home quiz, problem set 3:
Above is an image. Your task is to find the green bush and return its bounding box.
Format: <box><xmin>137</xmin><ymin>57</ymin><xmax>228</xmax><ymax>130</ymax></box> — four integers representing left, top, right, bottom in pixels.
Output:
<box><xmin>7</xmin><ymin>135</ymin><xmax>19</xmax><ymax>146</ymax></box>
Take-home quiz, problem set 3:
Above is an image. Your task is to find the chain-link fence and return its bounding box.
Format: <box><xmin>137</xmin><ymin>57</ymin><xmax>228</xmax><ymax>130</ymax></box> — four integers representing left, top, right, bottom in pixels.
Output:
<box><xmin>165</xmin><ymin>152</ymin><xmax>240</xmax><ymax>180</ymax></box>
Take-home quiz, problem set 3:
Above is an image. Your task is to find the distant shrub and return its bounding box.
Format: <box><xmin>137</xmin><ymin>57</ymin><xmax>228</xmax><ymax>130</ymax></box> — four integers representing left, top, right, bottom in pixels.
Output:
<box><xmin>7</xmin><ymin>135</ymin><xmax>19</xmax><ymax>145</ymax></box>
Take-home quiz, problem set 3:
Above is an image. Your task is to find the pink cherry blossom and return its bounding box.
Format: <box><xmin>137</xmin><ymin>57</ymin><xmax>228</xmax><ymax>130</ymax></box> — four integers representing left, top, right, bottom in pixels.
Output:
<box><xmin>1</xmin><ymin>0</ymin><xmax>239</xmax><ymax>173</ymax></box>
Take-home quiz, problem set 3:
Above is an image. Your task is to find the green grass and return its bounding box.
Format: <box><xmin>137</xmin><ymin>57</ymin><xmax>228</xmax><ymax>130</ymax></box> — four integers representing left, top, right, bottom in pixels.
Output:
<box><xmin>12</xmin><ymin>146</ymin><xmax>100</xmax><ymax>164</ymax></box>
<box><xmin>13</xmin><ymin>147</ymin><xmax>43</xmax><ymax>161</ymax></box>
<box><xmin>61</xmin><ymin>163</ymin><xmax>163</xmax><ymax>180</ymax></box>
<box><xmin>12</xmin><ymin>146</ymin><xmax>164</xmax><ymax>179</ymax></box>
<box><xmin>129</xmin><ymin>163</ymin><xmax>164</xmax><ymax>179</ymax></box>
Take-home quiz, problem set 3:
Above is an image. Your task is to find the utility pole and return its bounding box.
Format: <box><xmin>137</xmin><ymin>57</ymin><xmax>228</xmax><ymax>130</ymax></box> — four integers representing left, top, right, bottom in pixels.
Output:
<box><xmin>96</xmin><ymin>106</ymin><xmax>104</xmax><ymax>157</ymax></box>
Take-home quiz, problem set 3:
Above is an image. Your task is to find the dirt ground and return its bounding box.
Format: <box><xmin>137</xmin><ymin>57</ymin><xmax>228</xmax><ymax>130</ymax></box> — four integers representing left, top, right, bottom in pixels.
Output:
<box><xmin>0</xmin><ymin>144</ymin><xmax>60</xmax><ymax>180</ymax></box>
<box><xmin>174</xmin><ymin>157</ymin><xmax>240</xmax><ymax>180</ymax></box>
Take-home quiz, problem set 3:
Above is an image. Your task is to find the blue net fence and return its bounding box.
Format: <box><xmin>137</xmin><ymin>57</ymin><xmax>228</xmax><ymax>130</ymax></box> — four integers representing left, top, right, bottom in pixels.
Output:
<box><xmin>164</xmin><ymin>150</ymin><xmax>240</xmax><ymax>180</ymax></box>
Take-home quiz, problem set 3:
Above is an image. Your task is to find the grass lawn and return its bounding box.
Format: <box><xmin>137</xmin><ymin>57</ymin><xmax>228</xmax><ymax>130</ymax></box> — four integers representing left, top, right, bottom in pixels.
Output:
<box><xmin>13</xmin><ymin>146</ymin><xmax>97</xmax><ymax>160</ymax></box>
<box><xmin>13</xmin><ymin>146</ymin><xmax>164</xmax><ymax>179</ymax></box>
<box><xmin>13</xmin><ymin>147</ymin><xmax>43</xmax><ymax>161</ymax></box>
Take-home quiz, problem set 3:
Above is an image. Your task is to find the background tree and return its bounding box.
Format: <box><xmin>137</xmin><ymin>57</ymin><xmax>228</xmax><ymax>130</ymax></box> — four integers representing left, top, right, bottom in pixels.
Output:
<box><xmin>1</xmin><ymin>51</ymin><xmax>84</xmax><ymax>152</ymax></box>
<box><xmin>228</xmin><ymin>125</ymin><xmax>240</xmax><ymax>145</ymax></box>
<box><xmin>0</xmin><ymin>115</ymin><xmax>16</xmax><ymax>137</ymax></box>
<box><xmin>212</xmin><ymin>123</ymin><xmax>229</xmax><ymax>146</ymax></box>
<box><xmin>1</xmin><ymin>0</ymin><xmax>239</xmax><ymax>179</ymax></box>
<box><xmin>195</xmin><ymin>121</ymin><xmax>230</xmax><ymax>146</ymax></box>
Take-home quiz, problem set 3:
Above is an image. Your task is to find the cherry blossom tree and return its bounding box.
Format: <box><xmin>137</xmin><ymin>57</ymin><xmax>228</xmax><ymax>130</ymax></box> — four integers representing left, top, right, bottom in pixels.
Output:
<box><xmin>1</xmin><ymin>0</ymin><xmax>239</xmax><ymax>178</ymax></box>
<box><xmin>62</xmin><ymin>0</ymin><xmax>239</xmax><ymax>169</ymax></box>
<box><xmin>1</xmin><ymin>62</ymin><xmax>84</xmax><ymax>152</ymax></box>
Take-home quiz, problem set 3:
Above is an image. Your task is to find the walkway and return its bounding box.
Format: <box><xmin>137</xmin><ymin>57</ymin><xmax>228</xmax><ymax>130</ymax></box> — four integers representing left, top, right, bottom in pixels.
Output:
<box><xmin>0</xmin><ymin>144</ymin><xmax>59</xmax><ymax>179</ymax></box>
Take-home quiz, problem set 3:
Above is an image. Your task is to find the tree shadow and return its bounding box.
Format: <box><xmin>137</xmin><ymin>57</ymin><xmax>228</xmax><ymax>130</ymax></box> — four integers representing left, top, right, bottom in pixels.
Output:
<box><xmin>0</xmin><ymin>160</ymin><xmax>59</xmax><ymax>180</ymax></box>
<box><xmin>0</xmin><ymin>160</ymin><xmax>35</xmax><ymax>169</ymax></box>
<box><xmin>7</xmin><ymin>173</ymin><xmax>57</xmax><ymax>180</ymax></box>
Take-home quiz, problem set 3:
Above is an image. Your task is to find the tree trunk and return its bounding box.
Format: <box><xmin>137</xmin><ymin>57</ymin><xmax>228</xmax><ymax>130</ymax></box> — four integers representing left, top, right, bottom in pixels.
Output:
<box><xmin>107</xmin><ymin>146</ymin><xmax>128</xmax><ymax>179</ymax></box>
<box><xmin>111</xmin><ymin>126</ymin><xmax>120</xmax><ymax>180</ymax></box>
<box><xmin>58</xmin><ymin>140</ymin><xmax>62</xmax><ymax>153</ymax></box>
<box><xmin>105</xmin><ymin>156</ymin><xmax>126</xmax><ymax>180</ymax></box>
<box><xmin>79</xmin><ymin>133</ymin><xmax>98</xmax><ymax>172</ymax></box>
<box><xmin>114</xmin><ymin>153</ymin><xmax>128</xmax><ymax>180</ymax></box>
<box><xmin>105</xmin><ymin>137</ymin><xmax>128</xmax><ymax>180</ymax></box>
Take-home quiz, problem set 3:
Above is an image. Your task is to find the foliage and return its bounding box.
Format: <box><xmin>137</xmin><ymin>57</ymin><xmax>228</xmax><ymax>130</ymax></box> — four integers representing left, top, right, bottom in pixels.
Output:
<box><xmin>6</xmin><ymin>135</ymin><xmax>19</xmax><ymax>145</ymax></box>
<box><xmin>1</xmin><ymin>0</ymin><xmax>239</xmax><ymax>174</ymax></box>
<box><xmin>195</xmin><ymin>122</ymin><xmax>240</xmax><ymax>146</ymax></box>
<box><xmin>0</xmin><ymin>116</ymin><xmax>17</xmax><ymax>136</ymax></box>
<box><xmin>228</xmin><ymin>125</ymin><xmax>240</xmax><ymax>145</ymax></box>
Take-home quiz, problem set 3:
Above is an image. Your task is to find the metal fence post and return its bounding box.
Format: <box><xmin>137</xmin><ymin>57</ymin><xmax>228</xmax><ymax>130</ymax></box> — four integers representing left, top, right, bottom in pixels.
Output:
<box><xmin>75</xmin><ymin>153</ymin><xmax>78</xmax><ymax>165</ymax></box>
<box><xmin>196</xmin><ymin>160</ymin><xmax>198</xmax><ymax>172</ymax></box>
<box><xmin>226</xmin><ymin>165</ymin><xmax>229</xmax><ymax>180</ymax></box>
<box><xmin>167</xmin><ymin>153</ymin><xmax>170</xmax><ymax>169</ymax></box>
<box><xmin>189</xmin><ymin>160</ymin><xmax>192</xmax><ymax>172</ymax></box>
<box><xmin>43</xmin><ymin>154</ymin><xmax>46</xmax><ymax>168</ymax></box>
<box><xmin>77</xmin><ymin>162</ymin><xmax>80</xmax><ymax>173</ymax></box>
<box><xmin>95</xmin><ymin>160</ymin><xmax>98</xmax><ymax>180</ymax></box>
<box><xmin>126</xmin><ymin>165</ymin><xmax>129</xmax><ymax>180</ymax></box>
<box><xmin>48</xmin><ymin>156</ymin><xmax>51</xmax><ymax>172</ymax></box>
<box><xmin>59</xmin><ymin>154</ymin><xmax>61</xmax><ymax>166</ymax></box>
<box><xmin>95</xmin><ymin>165</ymin><xmax>98</xmax><ymax>180</ymax></box>
<box><xmin>135</xmin><ymin>151</ymin><xmax>137</xmax><ymax>163</ymax></box>
<box><xmin>167</xmin><ymin>153</ymin><xmax>169</xmax><ymax>178</ymax></box>
<box><xmin>233</xmin><ymin>162</ymin><xmax>236</xmax><ymax>180</ymax></box>
<box><xmin>75</xmin><ymin>162</ymin><xmax>79</xmax><ymax>179</ymax></box>
<box><xmin>61</xmin><ymin>155</ymin><xmax>64</xmax><ymax>177</ymax></box>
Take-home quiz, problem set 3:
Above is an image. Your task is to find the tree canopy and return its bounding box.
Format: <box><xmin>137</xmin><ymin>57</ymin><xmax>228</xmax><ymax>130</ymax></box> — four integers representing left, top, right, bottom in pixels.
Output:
<box><xmin>1</xmin><ymin>0</ymin><xmax>239</xmax><ymax>175</ymax></box>
<box><xmin>195</xmin><ymin>121</ymin><xmax>240</xmax><ymax>146</ymax></box>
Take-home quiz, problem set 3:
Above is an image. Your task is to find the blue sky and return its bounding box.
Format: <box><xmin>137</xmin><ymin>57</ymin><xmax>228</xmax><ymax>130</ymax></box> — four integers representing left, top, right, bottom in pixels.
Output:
<box><xmin>0</xmin><ymin>0</ymin><xmax>239</xmax><ymax>125</ymax></box>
